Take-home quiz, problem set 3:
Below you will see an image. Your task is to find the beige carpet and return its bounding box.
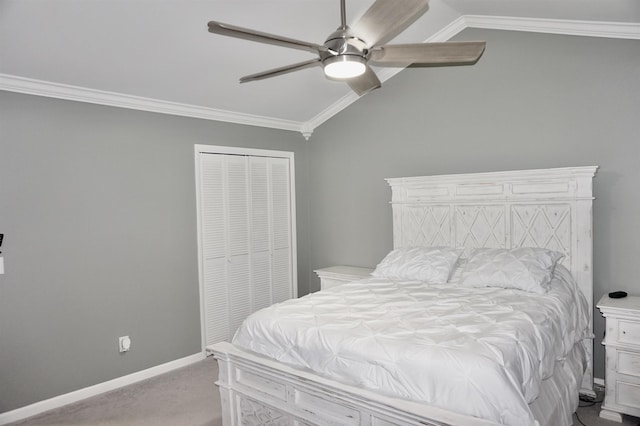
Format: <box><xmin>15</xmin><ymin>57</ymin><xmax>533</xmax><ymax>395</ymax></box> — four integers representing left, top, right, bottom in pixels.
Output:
<box><xmin>574</xmin><ymin>394</ymin><xmax>639</xmax><ymax>426</ymax></box>
<box><xmin>7</xmin><ymin>356</ymin><xmax>639</xmax><ymax>426</ymax></box>
<box><xmin>9</xmin><ymin>357</ymin><xmax>222</xmax><ymax>426</ymax></box>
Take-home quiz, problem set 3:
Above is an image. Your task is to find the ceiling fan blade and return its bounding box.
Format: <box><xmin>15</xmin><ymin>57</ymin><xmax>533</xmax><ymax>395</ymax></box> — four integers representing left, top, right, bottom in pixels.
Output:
<box><xmin>351</xmin><ymin>0</ymin><xmax>429</xmax><ymax>47</ymax></box>
<box><xmin>240</xmin><ymin>59</ymin><xmax>322</xmax><ymax>83</ymax></box>
<box><xmin>208</xmin><ymin>21</ymin><xmax>325</xmax><ymax>54</ymax></box>
<box><xmin>347</xmin><ymin>66</ymin><xmax>381</xmax><ymax>96</ymax></box>
<box><xmin>369</xmin><ymin>41</ymin><xmax>486</xmax><ymax>67</ymax></box>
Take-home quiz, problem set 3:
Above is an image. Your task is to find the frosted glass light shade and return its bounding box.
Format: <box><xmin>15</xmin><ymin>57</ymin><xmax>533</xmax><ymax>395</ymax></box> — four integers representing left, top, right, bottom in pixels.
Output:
<box><xmin>323</xmin><ymin>56</ymin><xmax>366</xmax><ymax>79</ymax></box>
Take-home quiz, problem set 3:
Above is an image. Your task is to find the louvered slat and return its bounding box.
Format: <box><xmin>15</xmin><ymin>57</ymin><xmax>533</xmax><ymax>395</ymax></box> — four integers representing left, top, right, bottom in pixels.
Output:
<box><xmin>227</xmin><ymin>254</ymin><xmax>251</xmax><ymax>339</ymax></box>
<box><xmin>204</xmin><ymin>255</ymin><xmax>229</xmax><ymax>344</ymax></box>
<box><xmin>251</xmin><ymin>251</ymin><xmax>272</xmax><ymax>311</ymax></box>
<box><xmin>200</xmin><ymin>155</ymin><xmax>229</xmax><ymax>346</ymax></box>
<box><xmin>226</xmin><ymin>156</ymin><xmax>249</xmax><ymax>257</ymax></box>
<box><xmin>250</xmin><ymin>157</ymin><xmax>273</xmax><ymax>311</ymax></box>
<box><xmin>201</xmin><ymin>155</ymin><xmax>226</xmax><ymax>259</ymax></box>
<box><xmin>270</xmin><ymin>158</ymin><xmax>291</xmax><ymax>250</ymax></box>
<box><xmin>250</xmin><ymin>157</ymin><xmax>270</xmax><ymax>253</ymax></box>
<box><xmin>272</xmin><ymin>248</ymin><xmax>291</xmax><ymax>303</ymax></box>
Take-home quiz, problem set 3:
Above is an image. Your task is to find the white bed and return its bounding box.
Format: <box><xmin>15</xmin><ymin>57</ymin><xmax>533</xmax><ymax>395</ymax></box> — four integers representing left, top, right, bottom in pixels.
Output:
<box><xmin>208</xmin><ymin>166</ymin><xmax>598</xmax><ymax>426</ymax></box>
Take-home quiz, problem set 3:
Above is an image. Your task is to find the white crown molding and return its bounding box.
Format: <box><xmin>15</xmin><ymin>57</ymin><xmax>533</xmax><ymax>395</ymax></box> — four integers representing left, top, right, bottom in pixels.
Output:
<box><xmin>1</xmin><ymin>16</ymin><xmax>638</xmax><ymax>140</ymax></box>
<box><xmin>464</xmin><ymin>15</ymin><xmax>640</xmax><ymax>39</ymax></box>
<box><xmin>0</xmin><ymin>74</ymin><xmax>305</xmax><ymax>134</ymax></box>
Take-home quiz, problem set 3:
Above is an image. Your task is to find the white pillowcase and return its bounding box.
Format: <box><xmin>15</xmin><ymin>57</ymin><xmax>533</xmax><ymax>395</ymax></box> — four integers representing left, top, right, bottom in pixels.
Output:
<box><xmin>372</xmin><ymin>246</ymin><xmax>462</xmax><ymax>283</ymax></box>
<box><xmin>447</xmin><ymin>258</ymin><xmax>468</xmax><ymax>283</ymax></box>
<box><xmin>460</xmin><ymin>247</ymin><xmax>564</xmax><ymax>293</ymax></box>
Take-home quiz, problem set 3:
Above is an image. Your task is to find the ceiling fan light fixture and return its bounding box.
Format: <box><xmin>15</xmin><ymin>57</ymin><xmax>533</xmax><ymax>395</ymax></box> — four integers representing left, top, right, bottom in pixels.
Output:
<box><xmin>323</xmin><ymin>55</ymin><xmax>366</xmax><ymax>79</ymax></box>
<box><xmin>208</xmin><ymin>0</ymin><xmax>485</xmax><ymax>96</ymax></box>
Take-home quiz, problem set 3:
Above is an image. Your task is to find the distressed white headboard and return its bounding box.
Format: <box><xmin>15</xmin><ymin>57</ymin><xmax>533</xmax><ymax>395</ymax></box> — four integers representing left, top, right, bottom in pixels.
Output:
<box><xmin>386</xmin><ymin>166</ymin><xmax>598</xmax><ymax>394</ymax></box>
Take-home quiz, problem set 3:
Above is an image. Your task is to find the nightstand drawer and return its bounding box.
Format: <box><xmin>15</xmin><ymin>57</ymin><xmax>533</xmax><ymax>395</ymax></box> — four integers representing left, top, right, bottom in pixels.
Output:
<box><xmin>320</xmin><ymin>277</ymin><xmax>350</xmax><ymax>290</ymax></box>
<box><xmin>314</xmin><ymin>266</ymin><xmax>374</xmax><ymax>291</ymax></box>
<box><xmin>616</xmin><ymin>380</ymin><xmax>640</xmax><ymax>411</ymax></box>
<box><xmin>619</xmin><ymin>320</ymin><xmax>640</xmax><ymax>345</ymax></box>
<box><xmin>618</xmin><ymin>350</ymin><xmax>640</xmax><ymax>377</ymax></box>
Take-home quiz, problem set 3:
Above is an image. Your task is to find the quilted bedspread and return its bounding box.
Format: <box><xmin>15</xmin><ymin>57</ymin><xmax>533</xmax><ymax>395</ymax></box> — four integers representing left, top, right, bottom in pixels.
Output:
<box><xmin>233</xmin><ymin>266</ymin><xmax>590</xmax><ymax>425</ymax></box>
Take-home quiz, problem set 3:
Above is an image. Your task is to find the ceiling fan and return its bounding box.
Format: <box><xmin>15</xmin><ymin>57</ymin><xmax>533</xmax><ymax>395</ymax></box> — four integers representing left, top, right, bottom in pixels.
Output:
<box><xmin>208</xmin><ymin>0</ymin><xmax>486</xmax><ymax>96</ymax></box>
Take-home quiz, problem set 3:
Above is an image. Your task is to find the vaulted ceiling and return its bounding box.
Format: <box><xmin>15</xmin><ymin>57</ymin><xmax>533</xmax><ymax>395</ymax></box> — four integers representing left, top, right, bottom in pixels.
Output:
<box><xmin>1</xmin><ymin>0</ymin><xmax>639</xmax><ymax>138</ymax></box>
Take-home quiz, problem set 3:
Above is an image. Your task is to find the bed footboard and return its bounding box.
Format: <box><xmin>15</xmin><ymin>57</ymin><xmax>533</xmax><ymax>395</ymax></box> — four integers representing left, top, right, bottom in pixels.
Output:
<box><xmin>208</xmin><ymin>342</ymin><xmax>498</xmax><ymax>426</ymax></box>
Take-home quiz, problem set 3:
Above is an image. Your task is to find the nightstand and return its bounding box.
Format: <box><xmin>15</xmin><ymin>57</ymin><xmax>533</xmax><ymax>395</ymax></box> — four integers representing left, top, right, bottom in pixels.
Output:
<box><xmin>597</xmin><ymin>294</ymin><xmax>640</xmax><ymax>422</ymax></box>
<box><xmin>313</xmin><ymin>266</ymin><xmax>373</xmax><ymax>291</ymax></box>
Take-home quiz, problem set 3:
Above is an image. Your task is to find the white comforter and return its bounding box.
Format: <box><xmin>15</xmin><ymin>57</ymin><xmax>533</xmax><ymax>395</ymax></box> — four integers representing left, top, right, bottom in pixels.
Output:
<box><xmin>233</xmin><ymin>266</ymin><xmax>590</xmax><ymax>425</ymax></box>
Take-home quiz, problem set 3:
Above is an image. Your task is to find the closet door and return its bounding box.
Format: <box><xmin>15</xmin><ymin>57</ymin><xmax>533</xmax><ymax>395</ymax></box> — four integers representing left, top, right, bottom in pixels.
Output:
<box><xmin>249</xmin><ymin>157</ymin><xmax>273</xmax><ymax>312</ymax></box>
<box><xmin>200</xmin><ymin>154</ymin><xmax>229</xmax><ymax>344</ymax></box>
<box><xmin>225</xmin><ymin>155</ymin><xmax>251</xmax><ymax>338</ymax></box>
<box><xmin>197</xmin><ymin>149</ymin><xmax>296</xmax><ymax>347</ymax></box>
<box><xmin>269</xmin><ymin>157</ymin><xmax>293</xmax><ymax>304</ymax></box>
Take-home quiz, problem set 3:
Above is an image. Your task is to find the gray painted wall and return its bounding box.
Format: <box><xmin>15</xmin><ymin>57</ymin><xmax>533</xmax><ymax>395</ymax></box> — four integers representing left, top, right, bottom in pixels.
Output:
<box><xmin>1</xmin><ymin>27</ymin><xmax>638</xmax><ymax>414</ymax></box>
<box><xmin>307</xmin><ymin>29</ymin><xmax>640</xmax><ymax>381</ymax></box>
<box><xmin>0</xmin><ymin>91</ymin><xmax>310</xmax><ymax>412</ymax></box>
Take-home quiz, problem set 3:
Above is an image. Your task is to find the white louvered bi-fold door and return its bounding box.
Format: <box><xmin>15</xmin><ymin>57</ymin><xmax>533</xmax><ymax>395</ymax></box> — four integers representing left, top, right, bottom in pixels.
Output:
<box><xmin>269</xmin><ymin>158</ymin><xmax>293</xmax><ymax>305</ymax></box>
<box><xmin>199</xmin><ymin>153</ymin><xmax>294</xmax><ymax>346</ymax></box>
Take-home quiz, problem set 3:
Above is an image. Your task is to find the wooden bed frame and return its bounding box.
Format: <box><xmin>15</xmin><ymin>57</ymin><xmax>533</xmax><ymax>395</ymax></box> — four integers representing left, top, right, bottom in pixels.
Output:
<box><xmin>208</xmin><ymin>166</ymin><xmax>598</xmax><ymax>426</ymax></box>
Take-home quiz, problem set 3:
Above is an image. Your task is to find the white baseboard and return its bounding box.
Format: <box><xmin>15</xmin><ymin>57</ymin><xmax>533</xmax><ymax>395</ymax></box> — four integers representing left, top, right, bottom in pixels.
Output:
<box><xmin>594</xmin><ymin>377</ymin><xmax>605</xmax><ymax>388</ymax></box>
<box><xmin>0</xmin><ymin>352</ymin><xmax>207</xmax><ymax>425</ymax></box>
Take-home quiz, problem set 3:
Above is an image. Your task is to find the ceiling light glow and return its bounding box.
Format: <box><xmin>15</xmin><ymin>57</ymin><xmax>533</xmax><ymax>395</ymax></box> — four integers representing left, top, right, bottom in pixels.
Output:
<box><xmin>323</xmin><ymin>56</ymin><xmax>366</xmax><ymax>79</ymax></box>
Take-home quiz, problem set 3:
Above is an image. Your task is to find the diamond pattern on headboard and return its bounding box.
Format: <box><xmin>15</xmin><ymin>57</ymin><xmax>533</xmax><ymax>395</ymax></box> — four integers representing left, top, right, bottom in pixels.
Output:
<box><xmin>402</xmin><ymin>206</ymin><xmax>451</xmax><ymax>247</ymax></box>
<box><xmin>512</xmin><ymin>204</ymin><xmax>572</xmax><ymax>266</ymax></box>
<box><xmin>386</xmin><ymin>166</ymin><xmax>598</xmax><ymax>395</ymax></box>
<box><xmin>455</xmin><ymin>205</ymin><xmax>505</xmax><ymax>256</ymax></box>
<box><xmin>400</xmin><ymin>203</ymin><xmax>573</xmax><ymax>263</ymax></box>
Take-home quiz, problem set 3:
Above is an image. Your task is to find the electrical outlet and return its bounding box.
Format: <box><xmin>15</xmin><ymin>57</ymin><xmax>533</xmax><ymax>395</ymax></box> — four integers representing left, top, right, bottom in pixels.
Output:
<box><xmin>119</xmin><ymin>336</ymin><xmax>131</xmax><ymax>353</ymax></box>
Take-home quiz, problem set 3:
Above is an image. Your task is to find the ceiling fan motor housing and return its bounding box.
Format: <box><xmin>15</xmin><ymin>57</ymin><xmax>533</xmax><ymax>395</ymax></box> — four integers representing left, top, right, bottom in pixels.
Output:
<box><xmin>324</xmin><ymin>28</ymin><xmax>369</xmax><ymax>58</ymax></box>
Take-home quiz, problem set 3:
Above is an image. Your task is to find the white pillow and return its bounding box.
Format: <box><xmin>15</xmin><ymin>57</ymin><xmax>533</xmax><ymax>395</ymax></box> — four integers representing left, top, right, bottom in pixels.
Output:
<box><xmin>460</xmin><ymin>247</ymin><xmax>564</xmax><ymax>293</ymax></box>
<box><xmin>372</xmin><ymin>246</ymin><xmax>462</xmax><ymax>283</ymax></box>
<box><xmin>447</xmin><ymin>258</ymin><xmax>468</xmax><ymax>283</ymax></box>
